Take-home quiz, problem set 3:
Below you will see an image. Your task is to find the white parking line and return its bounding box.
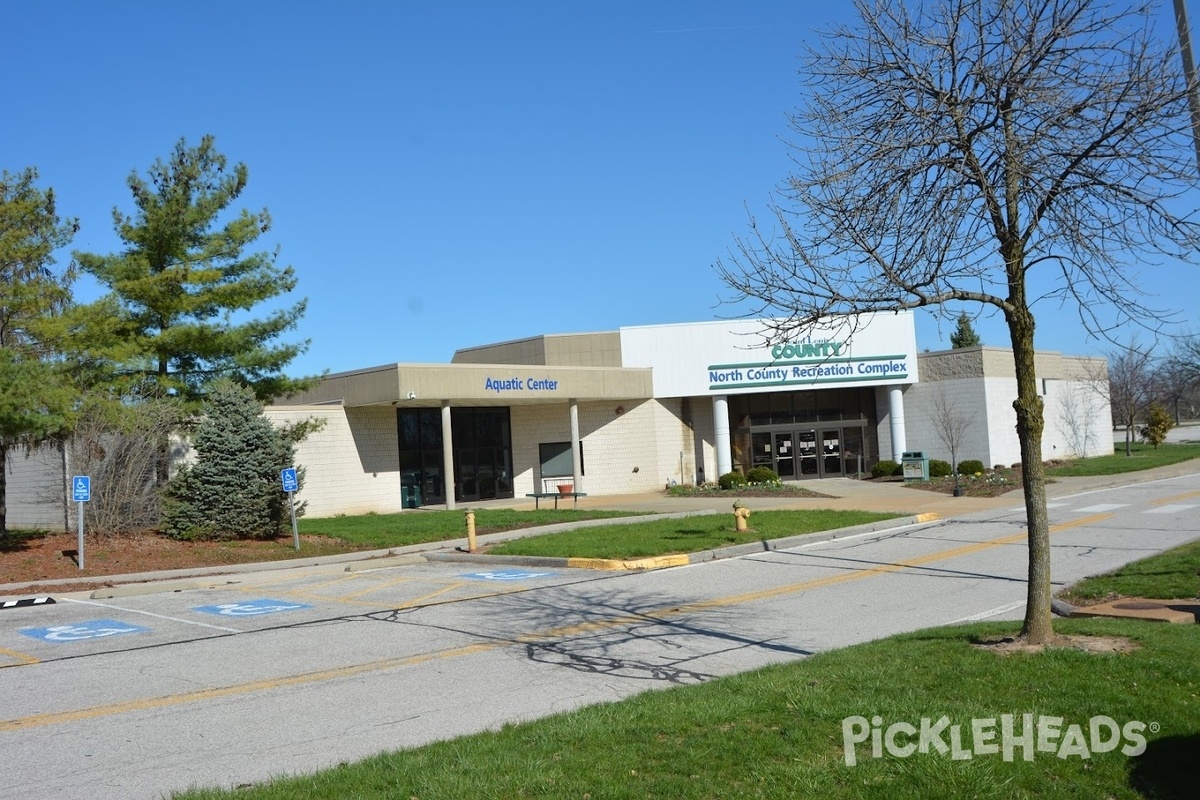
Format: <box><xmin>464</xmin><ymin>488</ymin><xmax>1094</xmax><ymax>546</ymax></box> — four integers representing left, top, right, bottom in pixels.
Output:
<box><xmin>949</xmin><ymin>601</ymin><xmax>1025</xmax><ymax>624</ymax></box>
<box><xmin>63</xmin><ymin>598</ymin><xmax>241</xmax><ymax>633</ymax></box>
<box><xmin>1074</xmin><ymin>504</ymin><xmax>1128</xmax><ymax>513</ymax></box>
<box><xmin>1145</xmin><ymin>504</ymin><xmax>1198</xmax><ymax>514</ymax></box>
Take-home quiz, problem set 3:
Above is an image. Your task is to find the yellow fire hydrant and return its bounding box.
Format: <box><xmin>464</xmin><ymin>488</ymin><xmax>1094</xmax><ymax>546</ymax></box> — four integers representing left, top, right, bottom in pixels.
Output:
<box><xmin>465</xmin><ymin>510</ymin><xmax>478</xmax><ymax>553</ymax></box>
<box><xmin>733</xmin><ymin>500</ymin><xmax>751</xmax><ymax>532</ymax></box>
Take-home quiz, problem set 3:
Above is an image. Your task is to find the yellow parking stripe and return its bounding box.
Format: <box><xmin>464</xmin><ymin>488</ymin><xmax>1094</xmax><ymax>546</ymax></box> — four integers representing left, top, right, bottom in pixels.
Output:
<box><xmin>1150</xmin><ymin>489</ymin><xmax>1200</xmax><ymax>506</ymax></box>
<box><xmin>0</xmin><ymin>642</ymin><xmax>500</xmax><ymax>732</ymax></box>
<box><xmin>0</xmin><ymin>647</ymin><xmax>39</xmax><ymax>667</ymax></box>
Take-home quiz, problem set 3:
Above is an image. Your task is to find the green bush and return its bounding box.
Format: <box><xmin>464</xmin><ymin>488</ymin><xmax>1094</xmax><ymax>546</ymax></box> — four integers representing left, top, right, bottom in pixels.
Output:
<box><xmin>957</xmin><ymin>459</ymin><xmax>985</xmax><ymax>476</ymax></box>
<box><xmin>163</xmin><ymin>381</ymin><xmax>313</xmax><ymax>541</ymax></box>
<box><xmin>718</xmin><ymin>471</ymin><xmax>748</xmax><ymax>490</ymax></box>
<box><xmin>928</xmin><ymin>459</ymin><xmax>952</xmax><ymax>478</ymax></box>
<box><xmin>872</xmin><ymin>460</ymin><xmax>900</xmax><ymax>479</ymax></box>
<box><xmin>745</xmin><ymin>466</ymin><xmax>781</xmax><ymax>485</ymax></box>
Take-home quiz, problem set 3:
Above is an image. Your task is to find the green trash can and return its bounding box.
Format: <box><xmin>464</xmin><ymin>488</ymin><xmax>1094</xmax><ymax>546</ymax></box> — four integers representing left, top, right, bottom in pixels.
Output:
<box><xmin>401</xmin><ymin>478</ymin><xmax>422</xmax><ymax>509</ymax></box>
<box><xmin>901</xmin><ymin>451</ymin><xmax>929</xmax><ymax>481</ymax></box>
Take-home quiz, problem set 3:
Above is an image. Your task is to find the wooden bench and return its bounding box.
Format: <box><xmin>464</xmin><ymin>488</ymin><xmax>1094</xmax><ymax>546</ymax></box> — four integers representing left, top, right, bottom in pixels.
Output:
<box><xmin>525</xmin><ymin>491</ymin><xmax>587</xmax><ymax>510</ymax></box>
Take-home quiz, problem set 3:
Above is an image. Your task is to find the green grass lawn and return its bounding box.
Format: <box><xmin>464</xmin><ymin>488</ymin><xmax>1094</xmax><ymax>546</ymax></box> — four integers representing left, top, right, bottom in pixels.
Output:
<box><xmin>296</xmin><ymin>508</ymin><xmax>637</xmax><ymax>549</ymax></box>
<box><xmin>487</xmin><ymin>509</ymin><xmax>902</xmax><ymax>559</ymax></box>
<box><xmin>1045</xmin><ymin>442</ymin><xmax>1200</xmax><ymax>477</ymax></box>
<box><xmin>1059</xmin><ymin>539</ymin><xmax>1200</xmax><ymax>603</ymax></box>
<box><xmin>170</xmin><ymin>509</ymin><xmax>1200</xmax><ymax>800</ymax></box>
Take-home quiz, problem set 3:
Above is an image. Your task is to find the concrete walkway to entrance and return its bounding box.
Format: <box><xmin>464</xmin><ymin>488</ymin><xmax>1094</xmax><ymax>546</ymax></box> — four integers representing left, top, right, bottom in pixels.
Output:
<box><xmin>474</xmin><ymin>458</ymin><xmax>1200</xmax><ymax>521</ymax></box>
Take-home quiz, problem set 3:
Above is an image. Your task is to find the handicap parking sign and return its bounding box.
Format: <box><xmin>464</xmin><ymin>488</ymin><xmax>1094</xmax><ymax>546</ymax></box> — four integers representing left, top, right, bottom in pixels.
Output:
<box><xmin>193</xmin><ymin>599</ymin><xmax>312</xmax><ymax>617</ymax></box>
<box><xmin>72</xmin><ymin>475</ymin><xmax>91</xmax><ymax>502</ymax></box>
<box><xmin>22</xmin><ymin>619</ymin><xmax>148</xmax><ymax>643</ymax></box>
<box><xmin>280</xmin><ymin>468</ymin><xmax>298</xmax><ymax>492</ymax></box>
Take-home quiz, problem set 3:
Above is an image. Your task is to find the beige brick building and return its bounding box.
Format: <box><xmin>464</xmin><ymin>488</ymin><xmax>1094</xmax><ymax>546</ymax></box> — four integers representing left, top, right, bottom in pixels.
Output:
<box><xmin>269</xmin><ymin>312</ymin><xmax>1109</xmax><ymax>517</ymax></box>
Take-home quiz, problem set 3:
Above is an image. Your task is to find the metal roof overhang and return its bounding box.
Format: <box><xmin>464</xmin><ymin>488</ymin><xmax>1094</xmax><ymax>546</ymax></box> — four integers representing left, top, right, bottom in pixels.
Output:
<box><xmin>279</xmin><ymin>363</ymin><xmax>655</xmax><ymax>408</ymax></box>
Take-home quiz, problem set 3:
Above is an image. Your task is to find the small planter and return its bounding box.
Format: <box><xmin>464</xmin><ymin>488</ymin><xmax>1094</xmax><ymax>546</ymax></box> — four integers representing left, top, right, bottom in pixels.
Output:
<box><xmin>557</xmin><ymin>484</ymin><xmax>573</xmax><ymax>496</ymax></box>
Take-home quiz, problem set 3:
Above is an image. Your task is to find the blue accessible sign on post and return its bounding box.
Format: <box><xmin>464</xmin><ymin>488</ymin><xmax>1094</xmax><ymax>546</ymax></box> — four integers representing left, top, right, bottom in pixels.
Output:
<box><xmin>71</xmin><ymin>476</ymin><xmax>90</xmax><ymax>570</ymax></box>
<box><xmin>72</xmin><ymin>476</ymin><xmax>91</xmax><ymax>502</ymax></box>
<box><xmin>280</xmin><ymin>467</ymin><xmax>300</xmax><ymax>550</ymax></box>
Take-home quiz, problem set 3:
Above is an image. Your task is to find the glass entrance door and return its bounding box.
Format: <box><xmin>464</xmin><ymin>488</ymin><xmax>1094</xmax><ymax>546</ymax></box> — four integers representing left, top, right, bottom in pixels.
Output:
<box><xmin>774</xmin><ymin>432</ymin><xmax>795</xmax><ymax>478</ymax></box>
<box><xmin>821</xmin><ymin>429</ymin><xmax>842</xmax><ymax>476</ymax></box>
<box><xmin>797</xmin><ymin>430</ymin><xmax>819</xmax><ymax>475</ymax></box>
<box><xmin>842</xmin><ymin>427</ymin><xmax>864</xmax><ymax>477</ymax></box>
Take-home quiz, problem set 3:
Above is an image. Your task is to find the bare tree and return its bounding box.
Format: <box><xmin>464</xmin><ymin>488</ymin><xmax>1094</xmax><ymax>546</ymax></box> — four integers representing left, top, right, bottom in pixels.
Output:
<box><xmin>1107</xmin><ymin>345</ymin><xmax>1157</xmax><ymax>456</ymax></box>
<box><xmin>715</xmin><ymin>1</ymin><xmax>1200</xmax><ymax>644</ymax></box>
<box><xmin>62</xmin><ymin>398</ymin><xmax>186</xmax><ymax>535</ymax></box>
<box><xmin>1056</xmin><ymin>381</ymin><xmax>1105</xmax><ymax>458</ymax></box>
<box><xmin>929</xmin><ymin>387</ymin><xmax>972</xmax><ymax>495</ymax></box>
<box><xmin>1162</xmin><ymin>334</ymin><xmax>1200</xmax><ymax>421</ymax></box>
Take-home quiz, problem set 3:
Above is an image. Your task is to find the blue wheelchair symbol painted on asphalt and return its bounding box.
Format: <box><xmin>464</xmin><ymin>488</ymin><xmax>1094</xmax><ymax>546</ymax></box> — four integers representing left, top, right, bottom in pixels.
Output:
<box><xmin>21</xmin><ymin>619</ymin><xmax>149</xmax><ymax>643</ymax></box>
<box><xmin>462</xmin><ymin>570</ymin><xmax>555</xmax><ymax>581</ymax></box>
<box><xmin>193</xmin><ymin>599</ymin><xmax>312</xmax><ymax>617</ymax></box>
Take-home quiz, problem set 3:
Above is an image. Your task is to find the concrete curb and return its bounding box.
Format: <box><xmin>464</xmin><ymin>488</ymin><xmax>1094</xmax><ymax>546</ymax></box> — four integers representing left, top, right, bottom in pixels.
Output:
<box><xmin>424</xmin><ymin>513</ymin><xmax>940</xmax><ymax>572</ymax></box>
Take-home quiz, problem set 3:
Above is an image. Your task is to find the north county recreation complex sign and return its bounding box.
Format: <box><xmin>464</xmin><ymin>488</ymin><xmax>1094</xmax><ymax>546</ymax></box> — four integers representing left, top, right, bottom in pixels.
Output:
<box><xmin>707</xmin><ymin>353</ymin><xmax>911</xmax><ymax>390</ymax></box>
<box><xmin>618</xmin><ymin>312</ymin><xmax>920</xmax><ymax>397</ymax></box>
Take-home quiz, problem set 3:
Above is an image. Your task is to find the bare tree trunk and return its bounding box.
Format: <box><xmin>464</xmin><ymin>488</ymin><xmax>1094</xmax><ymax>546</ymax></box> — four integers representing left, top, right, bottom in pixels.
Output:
<box><xmin>1009</xmin><ymin>307</ymin><xmax>1053</xmax><ymax>645</ymax></box>
<box><xmin>0</xmin><ymin>441</ymin><xmax>7</xmax><ymax>536</ymax></box>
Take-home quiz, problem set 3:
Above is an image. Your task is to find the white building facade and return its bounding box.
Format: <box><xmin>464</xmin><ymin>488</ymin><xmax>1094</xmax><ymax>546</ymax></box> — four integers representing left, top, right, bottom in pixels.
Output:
<box><xmin>263</xmin><ymin>312</ymin><xmax>1108</xmax><ymax>518</ymax></box>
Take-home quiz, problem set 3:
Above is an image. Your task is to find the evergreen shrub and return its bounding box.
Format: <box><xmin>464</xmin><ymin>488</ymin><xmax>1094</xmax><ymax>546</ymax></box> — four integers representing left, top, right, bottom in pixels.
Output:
<box><xmin>163</xmin><ymin>381</ymin><xmax>310</xmax><ymax>540</ymax></box>
<box><xmin>718</xmin><ymin>471</ymin><xmax>749</xmax><ymax>490</ymax></box>
<box><xmin>872</xmin><ymin>460</ymin><xmax>900</xmax><ymax>479</ymax></box>
<box><xmin>745</xmin><ymin>466</ymin><xmax>781</xmax><ymax>484</ymax></box>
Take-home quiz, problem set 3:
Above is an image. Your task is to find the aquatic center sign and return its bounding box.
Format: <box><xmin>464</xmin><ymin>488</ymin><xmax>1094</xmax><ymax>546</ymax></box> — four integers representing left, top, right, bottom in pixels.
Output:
<box><xmin>484</xmin><ymin>376</ymin><xmax>560</xmax><ymax>393</ymax></box>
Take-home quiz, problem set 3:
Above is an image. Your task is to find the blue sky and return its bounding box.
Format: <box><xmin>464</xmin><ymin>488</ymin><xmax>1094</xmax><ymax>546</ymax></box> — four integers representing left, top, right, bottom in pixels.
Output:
<box><xmin>5</xmin><ymin>1</ymin><xmax>1198</xmax><ymax>377</ymax></box>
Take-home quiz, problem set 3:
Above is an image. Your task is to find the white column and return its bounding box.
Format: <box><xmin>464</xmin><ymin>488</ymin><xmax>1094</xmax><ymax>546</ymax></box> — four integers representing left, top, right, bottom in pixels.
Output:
<box><xmin>569</xmin><ymin>399</ymin><xmax>582</xmax><ymax>493</ymax></box>
<box><xmin>713</xmin><ymin>394</ymin><xmax>732</xmax><ymax>477</ymax></box>
<box><xmin>441</xmin><ymin>400</ymin><xmax>455</xmax><ymax>510</ymax></box>
<box><xmin>888</xmin><ymin>385</ymin><xmax>907</xmax><ymax>463</ymax></box>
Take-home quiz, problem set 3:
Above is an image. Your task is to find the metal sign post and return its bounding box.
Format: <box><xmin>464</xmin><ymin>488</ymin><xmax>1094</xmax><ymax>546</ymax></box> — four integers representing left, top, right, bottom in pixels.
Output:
<box><xmin>71</xmin><ymin>476</ymin><xmax>91</xmax><ymax>570</ymax></box>
<box><xmin>280</xmin><ymin>468</ymin><xmax>300</xmax><ymax>550</ymax></box>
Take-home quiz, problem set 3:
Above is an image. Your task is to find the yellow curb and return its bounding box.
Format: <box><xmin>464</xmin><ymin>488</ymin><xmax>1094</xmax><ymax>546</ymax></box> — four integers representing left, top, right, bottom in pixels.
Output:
<box><xmin>566</xmin><ymin>554</ymin><xmax>692</xmax><ymax>571</ymax></box>
<box><xmin>915</xmin><ymin>513</ymin><xmax>941</xmax><ymax>523</ymax></box>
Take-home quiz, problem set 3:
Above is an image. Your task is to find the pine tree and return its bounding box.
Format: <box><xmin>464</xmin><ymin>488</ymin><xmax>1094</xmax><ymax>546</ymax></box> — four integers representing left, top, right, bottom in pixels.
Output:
<box><xmin>74</xmin><ymin>135</ymin><xmax>310</xmax><ymax>405</ymax></box>
<box><xmin>162</xmin><ymin>381</ymin><xmax>305</xmax><ymax>540</ymax></box>
<box><xmin>0</xmin><ymin>168</ymin><xmax>78</xmax><ymax>535</ymax></box>
<box><xmin>949</xmin><ymin>312</ymin><xmax>982</xmax><ymax>349</ymax></box>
